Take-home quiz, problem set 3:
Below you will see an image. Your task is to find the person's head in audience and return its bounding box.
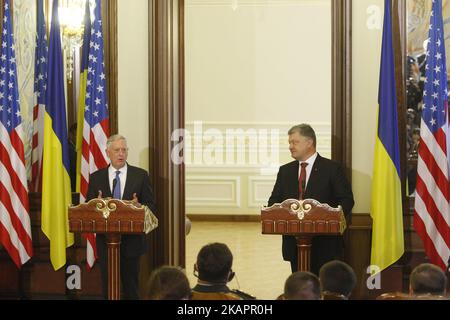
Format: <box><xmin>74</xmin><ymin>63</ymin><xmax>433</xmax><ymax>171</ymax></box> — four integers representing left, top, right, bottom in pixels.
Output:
<box><xmin>319</xmin><ymin>260</ymin><xmax>357</xmax><ymax>299</ymax></box>
<box><xmin>284</xmin><ymin>271</ymin><xmax>321</xmax><ymax>300</ymax></box>
<box><xmin>194</xmin><ymin>242</ymin><xmax>235</xmax><ymax>284</ymax></box>
<box><xmin>192</xmin><ymin>243</ymin><xmax>256</xmax><ymax>300</ymax></box>
<box><xmin>409</xmin><ymin>263</ymin><xmax>447</xmax><ymax>296</ymax></box>
<box><xmin>146</xmin><ymin>265</ymin><xmax>191</xmax><ymax>300</ymax></box>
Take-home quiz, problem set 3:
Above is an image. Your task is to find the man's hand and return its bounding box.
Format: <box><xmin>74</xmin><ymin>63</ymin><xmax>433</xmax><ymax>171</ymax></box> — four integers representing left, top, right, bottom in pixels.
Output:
<box><xmin>97</xmin><ymin>190</ymin><xmax>103</xmax><ymax>198</ymax></box>
<box><xmin>132</xmin><ymin>193</ymin><xmax>142</xmax><ymax>207</ymax></box>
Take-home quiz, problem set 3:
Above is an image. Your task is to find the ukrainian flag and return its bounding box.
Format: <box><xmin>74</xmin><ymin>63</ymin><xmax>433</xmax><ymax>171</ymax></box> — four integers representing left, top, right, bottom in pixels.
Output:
<box><xmin>75</xmin><ymin>1</ymin><xmax>91</xmax><ymax>192</ymax></box>
<box><xmin>370</xmin><ymin>0</ymin><xmax>404</xmax><ymax>273</ymax></box>
<box><xmin>41</xmin><ymin>0</ymin><xmax>74</xmax><ymax>271</ymax></box>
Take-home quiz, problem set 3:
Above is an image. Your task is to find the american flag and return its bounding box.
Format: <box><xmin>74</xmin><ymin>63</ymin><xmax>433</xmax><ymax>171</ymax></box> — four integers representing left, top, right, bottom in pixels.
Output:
<box><xmin>0</xmin><ymin>0</ymin><xmax>33</xmax><ymax>268</ymax></box>
<box><xmin>414</xmin><ymin>0</ymin><xmax>450</xmax><ymax>270</ymax></box>
<box><xmin>30</xmin><ymin>0</ymin><xmax>48</xmax><ymax>192</ymax></box>
<box><xmin>80</xmin><ymin>0</ymin><xmax>109</xmax><ymax>268</ymax></box>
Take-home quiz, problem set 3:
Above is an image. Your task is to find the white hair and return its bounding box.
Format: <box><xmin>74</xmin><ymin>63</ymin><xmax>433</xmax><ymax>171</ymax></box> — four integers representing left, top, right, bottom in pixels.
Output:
<box><xmin>106</xmin><ymin>134</ymin><xmax>127</xmax><ymax>149</ymax></box>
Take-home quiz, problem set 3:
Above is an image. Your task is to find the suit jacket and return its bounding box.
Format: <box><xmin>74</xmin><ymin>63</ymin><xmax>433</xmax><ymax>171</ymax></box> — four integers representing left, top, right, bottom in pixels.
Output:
<box><xmin>268</xmin><ymin>154</ymin><xmax>354</xmax><ymax>262</ymax></box>
<box><xmin>86</xmin><ymin>164</ymin><xmax>156</xmax><ymax>257</ymax></box>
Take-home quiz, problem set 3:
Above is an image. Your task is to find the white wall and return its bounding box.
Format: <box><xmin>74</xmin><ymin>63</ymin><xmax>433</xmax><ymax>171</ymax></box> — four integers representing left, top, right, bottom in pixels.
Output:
<box><xmin>117</xmin><ymin>0</ymin><xmax>149</xmax><ymax>170</ymax></box>
<box><xmin>186</xmin><ymin>0</ymin><xmax>331</xmax><ymax>123</ymax></box>
<box><xmin>115</xmin><ymin>0</ymin><xmax>386</xmax><ymax>215</ymax></box>
<box><xmin>185</xmin><ymin>0</ymin><xmax>332</xmax><ymax>215</ymax></box>
<box><xmin>352</xmin><ymin>0</ymin><xmax>383</xmax><ymax>213</ymax></box>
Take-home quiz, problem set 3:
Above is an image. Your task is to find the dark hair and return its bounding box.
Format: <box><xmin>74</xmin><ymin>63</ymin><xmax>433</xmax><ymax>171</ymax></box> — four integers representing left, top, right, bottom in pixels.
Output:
<box><xmin>410</xmin><ymin>263</ymin><xmax>447</xmax><ymax>295</ymax></box>
<box><xmin>284</xmin><ymin>271</ymin><xmax>321</xmax><ymax>300</ymax></box>
<box><xmin>288</xmin><ymin>124</ymin><xmax>317</xmax><ymax>147</ymax></box>
<box><xmin>319</xmin><ymin>260</ymin><xmax>357</xmax><ymax>297</ymax></box>
<box><xmin>197</xmin><ymin>243</ymin><xmax>233</xmax><ymax>283</ymax></box>
<box><xmin>146</xmin><ymin>266</ymin><xmax>191</xmax><ymax>300</ymax></box>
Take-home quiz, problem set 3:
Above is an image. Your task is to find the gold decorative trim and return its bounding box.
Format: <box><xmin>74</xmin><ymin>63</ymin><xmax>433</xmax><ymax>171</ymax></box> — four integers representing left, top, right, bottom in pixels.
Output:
<box><xmin>69</xmin><ymin>198</ymin><xmax>159</xmax><ymax>233</ymax></box>
<box><xmin>143</xmin><ymin>205</ymin><xmax>159</xmax><ymax>234</ymax></box>
<box><xmin>288</xmin><ymin>200</ymin><xmax>311</xmax><ymax>220</ymax></box>
<box><xmin>263</xmin><ymin>198</ymin><xmax>343</xmax><ymax>220</ymax></box>
<box><xmin>95</xmin><ymin>199</ymin><xmax>117</xmax><ymax>219</ymax></box>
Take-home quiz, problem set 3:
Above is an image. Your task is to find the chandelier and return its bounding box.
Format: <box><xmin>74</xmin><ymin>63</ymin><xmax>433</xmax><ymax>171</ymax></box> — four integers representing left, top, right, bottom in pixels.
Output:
<box><xmin>59</xmin><ymin>0</ymin><xmax>86</xmax><ymax>82</ymax></box>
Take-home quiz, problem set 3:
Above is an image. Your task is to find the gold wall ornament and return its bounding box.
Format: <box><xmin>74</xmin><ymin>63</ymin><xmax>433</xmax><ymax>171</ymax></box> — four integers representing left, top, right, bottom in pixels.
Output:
<box><xmin>13</xmin><ymin>0</ymin><xmax>36</xmax><ymax>182</ymax></box>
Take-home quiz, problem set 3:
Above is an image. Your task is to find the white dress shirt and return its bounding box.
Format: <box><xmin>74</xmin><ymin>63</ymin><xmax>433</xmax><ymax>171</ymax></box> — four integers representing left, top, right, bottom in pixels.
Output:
<box><xmin>298</xmin><ymin>152</ymin><xmax>318</xmax><ymax>188</ymax></box>
<box><xmin>108</xmin><ymin>163</ymin><xmax>128</xmax><ymax>198</ymax></box>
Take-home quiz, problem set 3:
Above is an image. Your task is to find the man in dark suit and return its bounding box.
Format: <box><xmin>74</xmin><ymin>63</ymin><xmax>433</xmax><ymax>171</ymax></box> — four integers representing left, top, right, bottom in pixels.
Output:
<box><xmin>268</xmin><ymin>124</ymin><xmax>354</xmax><ymax>275</ymax></box>
<box><xmin>86</xmin><ymin>134</ymin><xmax>156</xmax><ymax>299</ymax></box>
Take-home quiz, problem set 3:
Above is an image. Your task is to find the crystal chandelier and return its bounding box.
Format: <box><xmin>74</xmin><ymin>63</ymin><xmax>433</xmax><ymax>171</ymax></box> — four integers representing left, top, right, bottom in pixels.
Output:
<box><xmin>59</xmin><ymin>0</ymin><xmax>85</xmax><ymax>82</ymax></box>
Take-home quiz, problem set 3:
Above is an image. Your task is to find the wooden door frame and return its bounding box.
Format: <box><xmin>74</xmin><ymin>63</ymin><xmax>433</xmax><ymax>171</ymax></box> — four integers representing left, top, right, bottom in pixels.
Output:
<box><xmin>147</xmin><ymin>0</ymin><xmax>352</xmax><ymax>268</ymax></box>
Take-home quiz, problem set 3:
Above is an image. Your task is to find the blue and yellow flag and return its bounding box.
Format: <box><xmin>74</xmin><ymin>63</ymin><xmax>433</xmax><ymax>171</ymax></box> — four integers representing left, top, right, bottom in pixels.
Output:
<box><xmin>41</xmin><ymin>0</ymin><xmax>74</xmax><ymax>271</ymax></box>
<box><xmin>370</xmin><ymin>0</ymin><xmax>404</xmax><ymax>273</ymax></box>
<box><xmin>370</xmin><ymin>0</ymin><xmax>404</xmax><ymax>271</ymax></box>
<box><xmin>75</xmin><ymin>0</ymin><xmax>91</xmax><ymax>192</ymax></box>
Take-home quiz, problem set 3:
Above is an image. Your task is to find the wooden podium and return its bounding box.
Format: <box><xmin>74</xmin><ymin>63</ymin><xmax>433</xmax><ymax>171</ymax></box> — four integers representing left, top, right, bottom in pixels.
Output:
<box><xmin>68</xmin><ymin>198</ymin><xmax>158</xmax><ymax>300</ymax></box>
<box><xmin>261</xmin><ymin>199</ymin><xmax>346</xmax><ymax>272</ymax></box>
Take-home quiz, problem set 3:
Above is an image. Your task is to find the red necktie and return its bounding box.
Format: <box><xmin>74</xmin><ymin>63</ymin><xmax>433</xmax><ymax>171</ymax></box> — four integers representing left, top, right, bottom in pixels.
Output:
<box><xmin>298</xmin><ymin>162</ymin><xmax>308</xmax><ymax>200</ymax></box>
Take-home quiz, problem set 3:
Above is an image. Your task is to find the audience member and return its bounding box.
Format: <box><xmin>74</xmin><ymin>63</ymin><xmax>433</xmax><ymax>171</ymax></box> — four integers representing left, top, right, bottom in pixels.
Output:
<box><xmin>409</xmin><ymin>263</ymin><xmax>447</xmax><ymax>298</ymax></box>
<box><xmin>377</xmin><ymin>263</ymin><xmax>448</xmax><ymax>300</ymax></box>
<box><xmin>283</xmin><ymin>271</ymin><xmax>321</xmax><ymax>300</ymax></box>
<box><xmin>146</xmin><ymin>266</ymin><xmax>191</xmax><ymax>300</ymax></box>
<box><xmin>191</xmin><ymin>242</ymin><xmax>255</xmax><ymax>300</ymax></box>
<box><xmin>319</xmin><ymin>260</ymin><xmax>357</xmax><ymax>300</ymax></box>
